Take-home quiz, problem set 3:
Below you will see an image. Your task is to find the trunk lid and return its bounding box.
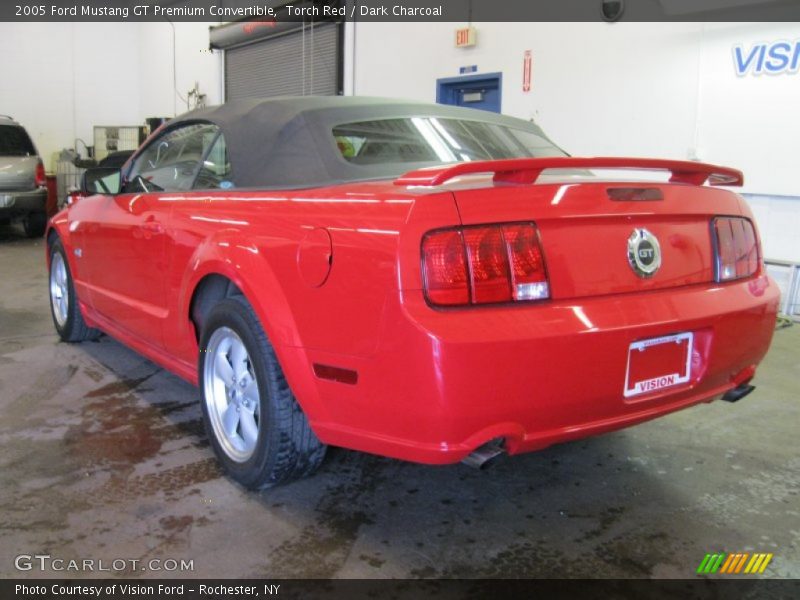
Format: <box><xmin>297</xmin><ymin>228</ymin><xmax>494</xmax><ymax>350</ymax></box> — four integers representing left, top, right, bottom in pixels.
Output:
<box><xmin>451</xmin><ymin>179</ymin><xmax>743</xmax><ymax>300</ymax></box>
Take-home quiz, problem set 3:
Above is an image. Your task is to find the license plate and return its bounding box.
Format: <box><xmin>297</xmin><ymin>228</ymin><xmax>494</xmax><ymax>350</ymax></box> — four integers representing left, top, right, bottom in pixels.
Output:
<box><xmin>624</xmin><ymin>332</ymin><xmax>693</xmax><ymax>398</ymax></box>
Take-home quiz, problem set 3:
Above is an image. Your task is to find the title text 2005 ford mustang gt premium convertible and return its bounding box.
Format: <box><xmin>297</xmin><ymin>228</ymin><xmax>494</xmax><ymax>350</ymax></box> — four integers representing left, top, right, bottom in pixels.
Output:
<box><xmin>46</xmin><ymin>97</ymin><xmax>778</xmax><ymax>488</ymax></box>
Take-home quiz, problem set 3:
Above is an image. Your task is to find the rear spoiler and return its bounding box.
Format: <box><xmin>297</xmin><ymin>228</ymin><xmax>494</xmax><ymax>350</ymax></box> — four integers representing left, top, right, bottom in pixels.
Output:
<box><xmin>394</xmin><ymin>157</ymin><xmax>744</xmax><ymax>187</ymax></box>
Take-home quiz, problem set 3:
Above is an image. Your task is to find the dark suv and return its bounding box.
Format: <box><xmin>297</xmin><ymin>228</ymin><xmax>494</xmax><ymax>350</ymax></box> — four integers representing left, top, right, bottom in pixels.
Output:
<box><xmin>0</xmin><ymin>115</ymin><xmax>47</xmax><ymax>237</ymax></box>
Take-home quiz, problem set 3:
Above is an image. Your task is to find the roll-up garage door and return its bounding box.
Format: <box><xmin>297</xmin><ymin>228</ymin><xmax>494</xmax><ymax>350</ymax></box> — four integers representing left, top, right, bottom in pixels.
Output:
<box><xmin>225</xmin><ymin>23</ymin><xmax>340</xmax><ymax>101</ymax></box>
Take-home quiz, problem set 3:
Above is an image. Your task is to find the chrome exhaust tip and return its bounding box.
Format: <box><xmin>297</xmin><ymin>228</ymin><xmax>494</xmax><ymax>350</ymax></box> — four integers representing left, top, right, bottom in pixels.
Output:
<box><xmin>722</xmin><ymin>383</ymin><xmax>756</xmax><ymax>403</ymax></box>
<box><xmin>461</xmin><ymin>438</ymin><xmax>505</xmax><ymax>470</ymax></box>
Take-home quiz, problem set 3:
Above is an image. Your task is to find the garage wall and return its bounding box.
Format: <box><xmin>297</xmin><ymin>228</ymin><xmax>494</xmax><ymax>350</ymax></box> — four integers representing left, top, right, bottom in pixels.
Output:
<box><xmin>0</xmin><ymin>22</ymin><xmax>222</xmax><ymax>171</ymax></box>
<box><xmin>355</xmin><ymin>23</ymin><xmax>701</xmax><ymax>166</ymax></box>
<box><xmin>137</xmin><ymin>21</ymin><xmax>222</xmax><ymax>118</ymax></box>
<box><xmin>0</xmin><ymin>23</ymin><xmax>140</xmax><ymax>170</ymax></box>
<box><xmin>351</xmin><ymin>21</ymin><xmax>800</xmax><ymax>261</ymax></box>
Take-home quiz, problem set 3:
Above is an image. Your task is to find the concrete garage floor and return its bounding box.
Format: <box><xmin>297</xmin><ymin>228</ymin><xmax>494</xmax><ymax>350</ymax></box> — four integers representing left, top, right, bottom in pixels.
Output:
<box><xmin>1</xmin><ymin>225</ymin><xmax>798</xmax><ymax>580</ymax></box>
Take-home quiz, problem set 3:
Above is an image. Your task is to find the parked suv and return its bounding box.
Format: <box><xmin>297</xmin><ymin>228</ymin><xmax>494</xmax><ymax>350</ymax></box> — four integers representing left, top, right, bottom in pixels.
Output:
<box><xmin>0</xmin><ymin>115</ymin><xmax>47</xmax><ymax>237</ymax></box>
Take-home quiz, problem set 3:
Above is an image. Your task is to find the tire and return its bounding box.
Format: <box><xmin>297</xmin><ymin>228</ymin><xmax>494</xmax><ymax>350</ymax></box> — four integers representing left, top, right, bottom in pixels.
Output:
<box><xmin>48</xmin><ymin>238</ymin><xmax>101</xmax><ymax>342</ymax></box>
<box><xmin>198</xmin><ymin>296</ymin><xmax>326</xmax><ymax>489</ymax></box>
<box><xmin>24</xmin><ymin>211</ymin><xmax>47</xmax><ymax>238</ymax></box>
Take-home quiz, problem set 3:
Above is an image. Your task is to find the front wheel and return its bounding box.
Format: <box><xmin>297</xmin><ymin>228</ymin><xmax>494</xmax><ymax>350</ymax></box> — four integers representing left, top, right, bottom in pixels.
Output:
<box><xmin>48</xmin><ymin>239</ymin><xmax>101</xmax><ymax>342</ymax></box>
<box><xmin>198</xmin><ymin>296</ymin><xmax>326</xmax><ymax>489</ymax></box>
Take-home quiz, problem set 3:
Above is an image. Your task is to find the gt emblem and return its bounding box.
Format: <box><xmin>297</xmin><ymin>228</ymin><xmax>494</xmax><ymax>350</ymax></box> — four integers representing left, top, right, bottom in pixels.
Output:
<box><xmin>627</xmin><ymin>228</ymin><xmax>661</xmax><ymax>278</ymax></box>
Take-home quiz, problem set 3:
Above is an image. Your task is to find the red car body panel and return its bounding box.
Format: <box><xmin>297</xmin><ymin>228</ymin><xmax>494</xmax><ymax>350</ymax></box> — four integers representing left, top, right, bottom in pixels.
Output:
<box><xmin>47</xmin><ymin>163</ymin><xmax>779</xmax><ymax>464</ymax></box>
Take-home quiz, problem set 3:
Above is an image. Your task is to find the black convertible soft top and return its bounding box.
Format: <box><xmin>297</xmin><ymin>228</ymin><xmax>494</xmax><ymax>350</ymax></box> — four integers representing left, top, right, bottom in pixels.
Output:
<box><xmin>167</xmin><ymin>96</ymin><xmax>559</xmax><ymax>189</ymax></box>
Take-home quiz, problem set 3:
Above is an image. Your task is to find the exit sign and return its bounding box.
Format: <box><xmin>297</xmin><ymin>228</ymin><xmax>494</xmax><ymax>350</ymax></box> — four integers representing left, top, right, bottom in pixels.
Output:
<box><xmin>455</xmin><ymin>26</ymin><xmax>476</xmax><ymax>48</ymax></box>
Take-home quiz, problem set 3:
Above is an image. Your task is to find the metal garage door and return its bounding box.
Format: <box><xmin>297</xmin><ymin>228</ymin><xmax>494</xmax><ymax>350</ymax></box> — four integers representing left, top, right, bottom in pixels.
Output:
<box><xmin>225</xmin><ymin>23</ymin><xmax>340</xmax><ymax>100</ymax></box>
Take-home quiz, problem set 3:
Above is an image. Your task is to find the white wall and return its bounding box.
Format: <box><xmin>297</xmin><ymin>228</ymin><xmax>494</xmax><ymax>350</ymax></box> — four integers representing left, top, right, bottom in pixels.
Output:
<box><xmin>0</xmin><ymin>22</ymin><xmax>222</xmax><ymax>171</ymax></box>
<box><xmin>351</xmin><ymin>21</ymin><xmax>800</xmax><ymax>261</ymax></box>
<box><xmin>137</xmin><ymin>21</ymin><xmax>223</xmax><ymax>119</ymax></box>
<box><xmin>0</xmin><ymin>23</ymin><xmax>140</xmax><ymax>169</ymax></box>
<box><xmin>355</xmin><ymin>23</ymin><xmax>702</xmax><ymax>167</ymax></box>
<box><xmin>746</xmin><ymin>194</ymin><xmax>800</xmax><ymax>264</ymax></box>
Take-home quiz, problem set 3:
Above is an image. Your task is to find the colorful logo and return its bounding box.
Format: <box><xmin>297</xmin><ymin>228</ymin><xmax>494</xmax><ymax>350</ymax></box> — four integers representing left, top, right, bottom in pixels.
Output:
<box><xmin>697</xmin><ymin>552</ymin><xmax>774</xmax><ymax>575</ymax></box>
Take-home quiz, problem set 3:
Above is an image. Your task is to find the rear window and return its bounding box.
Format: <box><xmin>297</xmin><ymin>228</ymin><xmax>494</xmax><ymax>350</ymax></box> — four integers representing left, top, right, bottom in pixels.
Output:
<box><xmin>0</xmin><ymin>125</ymin><xmax>36</xmax><ymax>156</ymax></box>
<box><xmin>333</xmin><ymin>117</ymin><xmax>565</xmax><ymax>165</ymax></box>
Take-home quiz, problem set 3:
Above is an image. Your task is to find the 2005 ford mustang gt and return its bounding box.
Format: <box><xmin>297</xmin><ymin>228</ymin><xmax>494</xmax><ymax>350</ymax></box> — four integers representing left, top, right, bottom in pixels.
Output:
<box><xmin>46</xmin><ymin>97</ymin><xmax>779</xmax><ymax>488</ymax></box>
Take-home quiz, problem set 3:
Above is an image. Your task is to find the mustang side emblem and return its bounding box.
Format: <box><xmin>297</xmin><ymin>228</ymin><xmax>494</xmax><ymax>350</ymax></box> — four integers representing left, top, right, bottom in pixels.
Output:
<box><xmin>627</xmin><ymin>228</ymin><xmax>661</xmax><ymax>278</ymax></box>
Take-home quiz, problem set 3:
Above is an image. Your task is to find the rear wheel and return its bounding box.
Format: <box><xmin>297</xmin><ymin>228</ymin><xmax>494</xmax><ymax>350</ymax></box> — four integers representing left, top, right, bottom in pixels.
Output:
<box><xmin>48</xmin><ymin>239</ymin><xmax>101</xmax><ymax>342</ymax></box>
<box><xmin>198</xmin><ymin>296</ymin><xmax>326</xmax><ymax>489</ymax></box>
<box><xmin>24</xmin><ymin>212</ymin><xmax>46</xmax><ymax>238</ymax></box>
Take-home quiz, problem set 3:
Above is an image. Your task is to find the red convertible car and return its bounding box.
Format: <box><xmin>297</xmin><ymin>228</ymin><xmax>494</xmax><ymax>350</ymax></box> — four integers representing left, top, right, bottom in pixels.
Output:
<box><xmin>46</xmin><ymin>97</ymin><xmax>779</xmax><ymax>488</ymax></box>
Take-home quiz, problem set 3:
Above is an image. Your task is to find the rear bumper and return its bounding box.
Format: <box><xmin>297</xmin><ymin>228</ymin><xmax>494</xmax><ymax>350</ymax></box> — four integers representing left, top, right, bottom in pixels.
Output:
<box><xmin>0</xmin><ymin>188</ymin><xmax>46</xmax><ymax>217</ymax></box>
<box><xmin>304</xmin><ymin>274</ymin><xmax>780</xmax><ymax>464</ymax></box>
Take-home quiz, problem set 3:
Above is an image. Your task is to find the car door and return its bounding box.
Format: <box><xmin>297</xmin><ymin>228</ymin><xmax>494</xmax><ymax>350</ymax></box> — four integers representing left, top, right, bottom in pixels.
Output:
<box><xmin>81</xmin><ymin>122</ymin><xmax>220</xmax><ymax>348</ymax></box>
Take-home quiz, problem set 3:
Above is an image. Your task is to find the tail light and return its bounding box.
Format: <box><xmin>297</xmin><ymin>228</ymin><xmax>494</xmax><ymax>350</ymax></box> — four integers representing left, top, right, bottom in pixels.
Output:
<box><xmin>35</xmin><ymin>161</ymin><xmax>46</xmax><ymax>188</ymax></box>
<box><xmin>712</xmin><ymin>216</ymin><xmax>759</xmax><ymax>282</ymax></box>
<box><xmin>422</xmin><ymin>222</ymin><xmax>549</xmax><ymax>307</ymax></box>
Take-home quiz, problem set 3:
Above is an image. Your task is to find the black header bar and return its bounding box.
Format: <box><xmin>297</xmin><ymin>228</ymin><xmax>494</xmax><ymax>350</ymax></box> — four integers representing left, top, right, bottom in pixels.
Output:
<box><xmin>5</xmin><ymin>0</ymin><xmax>800</xmax><ymax>22</ymax></box>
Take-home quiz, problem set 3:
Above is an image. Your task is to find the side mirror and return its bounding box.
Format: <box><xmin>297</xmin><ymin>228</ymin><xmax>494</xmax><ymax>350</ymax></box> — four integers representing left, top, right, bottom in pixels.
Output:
<box><xmin>82</xmin><ymin>167</ymin><xmax>122</xmax><ymax>195</ymax></box>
